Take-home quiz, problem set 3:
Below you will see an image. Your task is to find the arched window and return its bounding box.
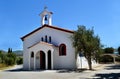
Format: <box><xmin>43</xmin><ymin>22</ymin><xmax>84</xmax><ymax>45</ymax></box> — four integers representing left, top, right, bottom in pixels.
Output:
<box><xmin>49</xmin><ymin>36</ymin><xmax>51</xmax><ymax>43</ymax></box>
<box><xmin>59</xmin><ymin>44</ymin><xmax>66</xmax><ymax>56</ymax></box>
<box><xmin>41</xmin><ymin>37</ymin><xmax>44</xmax><ymax>41</ymax></box>
<box><xmin>45</xmin><ymin>35</ymin><xmax>47</xmax><ymax>42</ymax></box>
<box><xmin>31</xmin><ymin>52</ymin><xmax>34</xmax><ymax>58</ymax></box>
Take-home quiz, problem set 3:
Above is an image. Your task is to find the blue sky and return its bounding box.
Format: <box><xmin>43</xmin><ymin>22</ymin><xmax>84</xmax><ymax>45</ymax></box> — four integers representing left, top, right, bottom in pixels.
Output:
<box><xmin>0</xmin><ymin>0</ymin><xmax>120</xmax><ymax>51</ymax></box>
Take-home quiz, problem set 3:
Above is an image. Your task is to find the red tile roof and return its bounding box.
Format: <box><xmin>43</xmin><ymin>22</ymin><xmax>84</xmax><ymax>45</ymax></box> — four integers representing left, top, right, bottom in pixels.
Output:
<box><xmin>21</xmin><ymin>24</ymin><xmax>74</xmax><ymax>41</ymax></box>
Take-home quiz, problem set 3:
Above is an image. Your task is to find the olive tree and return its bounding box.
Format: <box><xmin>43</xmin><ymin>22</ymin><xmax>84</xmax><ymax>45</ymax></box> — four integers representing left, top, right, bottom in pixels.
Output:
<box><xmin>71</xmin><ymin>25</ymin><xmax>102</xmax><ymax>70</ymax></box>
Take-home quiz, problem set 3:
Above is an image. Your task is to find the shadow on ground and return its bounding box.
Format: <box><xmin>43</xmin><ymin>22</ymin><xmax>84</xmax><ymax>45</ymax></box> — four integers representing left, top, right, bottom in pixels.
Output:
<box><xmin>56</xmin><ymin>68</ymin><xmax>87</xmax><ymax>73</ymax></box>
<box><xmin>5</xmin><ymin>68</ymin><xmax>25</xmax><ymax>72</ymax></box>
<box><xmin>93</xmin><ymin>73</ymin><xmax>120</xmax><ymax>79</ymax></box>
<box><xmin>104</xmin><ymin>64</ymin><xmax>120</xmax><ymax>70</ymax></box>
<box><xmin>4</xmin><ymin>68</ymin><xmax>46</xmax><ymax>72</ymax></box>
<box><xmin>5</xmin><ymin>67</ymin><xmax>87</xmax><ymax>73</ymax></box>
<box><xmin>92</xmin><ymin>64</ymin><xmax>120</xmax><ymax>79</ymax></box>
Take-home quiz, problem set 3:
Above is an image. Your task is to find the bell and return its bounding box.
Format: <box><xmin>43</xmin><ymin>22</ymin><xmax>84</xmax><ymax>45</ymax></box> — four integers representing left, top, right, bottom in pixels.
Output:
<box><xmin>45</xmin><ymin>15</ymin><xmax>48</xmax><ymax>21</ymax></box>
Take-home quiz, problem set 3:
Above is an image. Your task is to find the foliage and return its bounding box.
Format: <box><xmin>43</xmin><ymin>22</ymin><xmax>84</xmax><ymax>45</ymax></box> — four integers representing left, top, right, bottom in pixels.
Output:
<box><xmin>4</xmin><ymin>57</ymin><xmax>15</xmax><ymax>65</ymax></box>
<box><xmin>94</xmin><ymin>48</ymin><xmax>104</xmax><ymax>63</ymax></box>
<box><xmin>115</xmin><ymin>56</ymin><xmax>120</xmax><ymax>62</ymax></box>
<box><xmin>16</xmin><ymin>57</ymin><xmax>23</xmax><ymax>65</ymax></box>
<box><xmin>8</xmin><ymin>48</ymin><xmax>12</xmax><ymax>53</ymax></box>
<box><xmin>6</xmin><ymin>52</ymin><xmax>16</xmax><ymax>61</ymax></box>
<box><xmin>71</xmin><ymin>25</ymin><xmax>102</xmax><ymax>70</ymax></box>
<box><xmin>5</xmin><ymin>52</ymin><xmax>16</xmax><ymax>65</ymax></box>
<box><xmin>0</xmin><ymin>48</ymin><xmax>17</xmax><ymax>66</ymax></box>
<box><xmin>118</xmin><ymin>46</ymin><xmax>120</xmax><ymax>55</ymax></box>
<box><xmin>104</xmin><ymin>47</ymin><xmax>114</xmax><ymax>54</ymax></box>
<box><xmin>99</xmin><ymin>55</ymin><xmax>113</xmax><ymax>63</ymax></box>
<box><xmin>0</xmin><ymin>51</ymin><xmax>5</xmax><ymax>63</ymax></box>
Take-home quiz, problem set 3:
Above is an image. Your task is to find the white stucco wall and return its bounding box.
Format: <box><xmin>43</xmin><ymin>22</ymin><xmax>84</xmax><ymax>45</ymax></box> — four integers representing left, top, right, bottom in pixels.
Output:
<box><xmin>77</xmin><ymin>56</ymin><xmax>98</xmax><ymax>69</ymax></box>
<box><xmin>30</xmin><ymin>58</ymin><xmax>34</xmax><ymax>70</ymax></box>
<box><xmin>23</xmin><ymin>42</ymin><xmax>30</xmax><ymax>70</ymax></box>
<box><xmin>22</xmin><ymin>26</ymin><xmax>76</xmax><ymax>70</ymax></box>
<box><xmin>36</xmin><ymin>53</ymin><xmax>40</xmax><ymax>69</ymax></box>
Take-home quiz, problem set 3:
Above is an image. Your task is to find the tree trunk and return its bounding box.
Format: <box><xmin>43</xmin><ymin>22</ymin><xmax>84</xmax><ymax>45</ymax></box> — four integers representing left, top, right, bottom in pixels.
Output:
<box><xmin>87</xmin><ymin>57</ymin><xmax>92</xmax><ymax>70</ymax></box>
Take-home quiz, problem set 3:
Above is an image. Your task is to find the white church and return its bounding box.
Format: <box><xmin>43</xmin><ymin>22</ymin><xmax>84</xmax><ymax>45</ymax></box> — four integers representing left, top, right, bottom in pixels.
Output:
<box><xmin>21</xmin><ymin>8</ymin><xmax>97</xmax><ymax>70</ymax></box>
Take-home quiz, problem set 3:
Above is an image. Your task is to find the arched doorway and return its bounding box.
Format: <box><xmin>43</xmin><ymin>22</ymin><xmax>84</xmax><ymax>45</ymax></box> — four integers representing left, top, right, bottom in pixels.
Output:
<box><xmin>48</xmin><ymin>50</ymin><xmax>51</xmax><ymax>69</ymax></box>
<box><xmin>40</xmin><ymin>51</ymin><xmax>46</xmax><ymax>69</ymax></box>
<box><xmin>30</xmin><ymin>51</ymin><xmax>34</xmax><ymax>70</ymax></box>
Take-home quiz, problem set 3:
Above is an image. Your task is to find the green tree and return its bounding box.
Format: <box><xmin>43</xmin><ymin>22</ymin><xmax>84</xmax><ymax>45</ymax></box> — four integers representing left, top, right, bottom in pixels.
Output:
<box><xmin>8</xmin><ymin>48</ymin><xmax>11</xmax><ymax>53</ymax></box>
<box><xmin>0</xmin><ymin>51</ymin><xmax>6</xmax><ymax>63</ymax></box>
<box><xmin>0</xmin><ymin>49</ymin><xmax>17</xmax><ymax>66</ymax></box>
<box><xmin>5</xmin><ymin>48</ymin><xmax>17</xmax><ymax>65</ymax></box>
<box><xmin>72</xmin><ymin>25</ymin><xmax>102</xmax><ymax>70</ymax></box>
<box><xmin>94</xmin><ymin>48</ymin><xmax>104</xmax><ymax>63</ymax></box>
<box><xmin>4</xmin><ymin>57</ymin><xmax>15</xmax><ymax>65</ymax></box>
<box><xmin>104</xmin><ymin>47</ymin><xmax>114</xmax><ymax>54</ymax></box>
<box><xmin>16</xmin><ymin>57</ymin><xmax>23</xmax><ymax>65</ymax></box>
<box><xmin>0</xmin><ymin>51</ymin><xmax>3</xmax><ymax>63</ymax></box>
<box><xmin>118</xmin><ymin>46</ymin><xmax>120</xmax><ymax>55</ymax></box>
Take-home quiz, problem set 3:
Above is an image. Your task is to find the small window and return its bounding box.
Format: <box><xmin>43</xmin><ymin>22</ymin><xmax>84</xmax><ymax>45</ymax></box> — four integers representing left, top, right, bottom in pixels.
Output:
<box><xmin>49</xmin><ymin>36</ymin><xmax>51</xmax><ymax>43</ymax></box>
<box><xmin>59</xmin><ymin>44</ymin><xmax>66</xmax><ymax>56</ymax></box>
<box><xmin>41</xmin><ymin>37</ymin><xmax>44</xmax><ymax>41</ymax></box>
<box><xmin>45</xmin><ymin>35</ymin><xmax>47</xmax><ymax>42</ymax></box>
<box><xmin>31</xmin><ymin>52</ymin><xmax>34</xmax><ymax>58</ymax></box>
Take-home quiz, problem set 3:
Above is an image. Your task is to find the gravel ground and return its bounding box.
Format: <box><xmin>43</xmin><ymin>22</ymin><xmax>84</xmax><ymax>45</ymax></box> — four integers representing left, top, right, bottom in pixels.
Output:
<box><xmin>0</xmin><ymin>64</ymin><xmax>120</xmax><ymax>79</ymax></box>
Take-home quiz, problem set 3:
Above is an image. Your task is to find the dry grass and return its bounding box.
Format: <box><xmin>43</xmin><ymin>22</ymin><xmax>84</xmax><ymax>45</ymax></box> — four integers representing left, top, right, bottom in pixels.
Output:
<box><xmin>0</xmin><ymin>64</ymin><xmax>7</xmax><ymax>67</ymax></box>
<box><xmin>0</xmin><ymin>64</ymin><xmax>13</xmax><ymax>70</ymax></box>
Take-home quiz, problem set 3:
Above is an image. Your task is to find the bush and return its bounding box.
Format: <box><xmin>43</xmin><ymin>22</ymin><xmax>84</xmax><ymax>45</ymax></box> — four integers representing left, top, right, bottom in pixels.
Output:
<box><xmin>0</xmin><ymin>52</ymin><xmax>6</xmax><ymax>63</ymax></box>
<box><xmin>4</xmin><ymin>57</ymin><xmax>15</xmax><ymax>65</ymax></box>
<box><xmin>0</xmin><ymin>49</ymin><xmax>17</xmax><ymax>66</ymax></box>
<box><xmin>115</xmin><ymin>56</ymin><xmax>120</xmax><ymax>62</ymax></box>
<box><xmin>16</xmin><ymin>57</ymin><xmax>23</xmax><ymax>65</ymax></box>
<box><xmin>99</xmin><ymin>55</ymin><xmax>113</xmax><ymax>63</ymax></box>
<box><xmin>3</xmin><ymin>53</ymin><xmax>16</xmax><ymax>66</ymax></box>
<box><xmin>6</xmin><ymin>53</ymin><xmax>16</xmax><ymax>60</ymax></box>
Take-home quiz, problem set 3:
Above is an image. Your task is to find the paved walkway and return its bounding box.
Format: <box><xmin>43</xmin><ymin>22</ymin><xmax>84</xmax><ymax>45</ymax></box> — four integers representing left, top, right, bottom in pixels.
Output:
<box><xmin>0</xmin><ymin>64</ymin><xmax>120</xmax><ymax>79</ymax></box>
<box><xmin>90</xmin><ymin>64</ymin><xmax>120</xmax><ymax>79</ymax></box>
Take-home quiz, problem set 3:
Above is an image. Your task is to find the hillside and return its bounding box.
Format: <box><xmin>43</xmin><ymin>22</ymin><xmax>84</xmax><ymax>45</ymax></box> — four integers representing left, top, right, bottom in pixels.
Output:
<box><xmin>0</xmin><ymin>50</ymin><xmax>23</xmax><ymax>56</ymax></box>
<box><xmin>13</xmin><ymin>50</ymin><xmax>23</xmax><ymax>56</ymax></box>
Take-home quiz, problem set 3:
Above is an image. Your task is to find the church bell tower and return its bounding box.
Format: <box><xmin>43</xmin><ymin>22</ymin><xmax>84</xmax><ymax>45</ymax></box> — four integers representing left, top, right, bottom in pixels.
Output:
<box><xmin>39</xmin><ymin>7</ymin><xmax>53</xmax><ymax>26</ymax></box>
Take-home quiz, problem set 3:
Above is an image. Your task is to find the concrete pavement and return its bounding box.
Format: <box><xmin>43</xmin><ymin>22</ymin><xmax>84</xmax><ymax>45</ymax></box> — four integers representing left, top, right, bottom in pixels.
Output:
<box><xmin>0</xmin><ymin>64</ymin><xmax>120</xmax><ymax>79</ymax></box>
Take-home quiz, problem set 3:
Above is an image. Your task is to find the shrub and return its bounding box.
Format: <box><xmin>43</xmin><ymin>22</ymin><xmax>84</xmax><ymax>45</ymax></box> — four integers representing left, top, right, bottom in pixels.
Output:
<box><xmin>0</xmin><ymin>49</ymin><xmax>17</xmax><ymax>66</ymax></box>
<box><xmin>4</xmin><ymin>57</ymin><xmax>15</xmax><ymax>65</ymax></box>
<box><xmin>16</xmin><ymin>57</ymin><xmax>23</xmax><ymax>65</ymax></box>
<box><xmin>99</xmin><ymin>55</ymin><xmax>113</xmax><ymax>63</ymax></box>
<box><xmin>115</xmin><ymin>56</ymin><xmax>120</xmax><ymax>62</ymax></box>
<box><xmin>4</xmin><ymin>53</ymin><xmax>16</xmax><ymax>66</ymax></box>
